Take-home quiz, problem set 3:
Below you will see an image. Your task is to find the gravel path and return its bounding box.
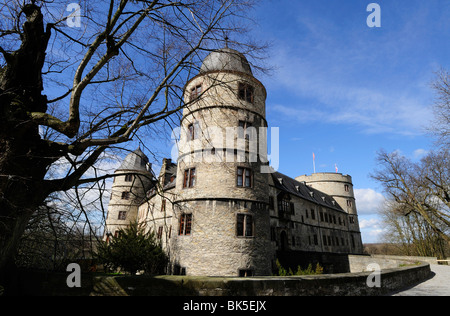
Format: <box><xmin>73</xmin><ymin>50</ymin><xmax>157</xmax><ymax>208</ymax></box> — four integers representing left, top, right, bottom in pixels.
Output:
<box><xmin>391</xmin><ymin>264</ymin><xmax>450</xmax><ymax>296</ymax></box>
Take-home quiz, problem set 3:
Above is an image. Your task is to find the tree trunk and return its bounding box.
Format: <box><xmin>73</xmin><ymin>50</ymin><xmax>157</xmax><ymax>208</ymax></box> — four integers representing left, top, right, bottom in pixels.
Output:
<box><xmin>0</xmin><ymin>4</ymin><xmax>56</xmax><ymax>289</ymax></box>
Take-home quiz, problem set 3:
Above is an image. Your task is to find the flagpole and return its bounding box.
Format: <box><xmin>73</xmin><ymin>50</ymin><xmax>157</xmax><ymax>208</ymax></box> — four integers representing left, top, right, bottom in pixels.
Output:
<box><xmin>313</xmin><ymin>152</ymin><xmax>316</xmax><ymax>174</ymax></box>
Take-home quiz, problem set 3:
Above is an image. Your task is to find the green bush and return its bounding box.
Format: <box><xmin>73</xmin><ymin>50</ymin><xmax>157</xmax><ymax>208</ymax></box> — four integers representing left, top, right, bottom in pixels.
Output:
<box><xmin>97</xmin><ymin>223</ymin><xmax>168</xmax><ymax>275</ymax></box>
<box><xmin>275</xmin><ymin>259</ymin><xmax>323</xmax><ymax>276</ymax></box>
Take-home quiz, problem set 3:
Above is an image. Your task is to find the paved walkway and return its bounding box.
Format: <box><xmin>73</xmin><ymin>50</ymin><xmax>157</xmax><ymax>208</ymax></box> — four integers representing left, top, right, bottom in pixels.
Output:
<box><xmin>391</xmin><ymin>264</ymin><xmax>450</xmax><ymax>296</ymax></box>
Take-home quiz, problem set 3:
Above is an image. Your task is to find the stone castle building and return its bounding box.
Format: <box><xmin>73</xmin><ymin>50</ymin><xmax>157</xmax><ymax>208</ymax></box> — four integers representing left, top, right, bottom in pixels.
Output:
<box><xmin>104</xmin><ymin>47</ymin><xmax>364</xmax><ymax>276</ymax></box>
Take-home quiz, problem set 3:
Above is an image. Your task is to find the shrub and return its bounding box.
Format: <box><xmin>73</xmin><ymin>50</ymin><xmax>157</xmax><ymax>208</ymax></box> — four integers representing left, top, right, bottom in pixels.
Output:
<box><xmin>97</xmin><ymin>223</ymin><xmax>168</xmax><ymax>275</ymax></box>
<box><xmin>275</xmin><ymin>259</ymin><xmax>324</xmax><ymax>276</ymax></box>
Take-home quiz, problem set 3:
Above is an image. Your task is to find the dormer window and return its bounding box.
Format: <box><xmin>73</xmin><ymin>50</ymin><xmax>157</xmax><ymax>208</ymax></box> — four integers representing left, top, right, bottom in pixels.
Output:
<box><xmin>238</xmin><ymin>82</ymin><xmax>254</xmax><ymax>103</ymax></box>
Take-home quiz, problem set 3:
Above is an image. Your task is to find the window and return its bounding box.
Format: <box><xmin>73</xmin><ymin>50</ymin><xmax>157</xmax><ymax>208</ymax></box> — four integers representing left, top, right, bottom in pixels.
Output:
<box><xmin>347</xmin><ymin>200</ymin><xmax>353</xmax><ymax>207</ymax></box>
<box><xmin>278</xmin><ymin>195</ymin><xmax>291</xmax><ymax>217</ymax></box>
<box><xmin>236</xmin><ymin>214</ymin><xmax>253</xmax><ymax>237</ymax></box>
<box><xmin>270</xmin><ymin>227</ymin><xmax>276</xmax><ymax>241</ymax></box>
<box><xmin>118</xmin><ymin>211</ymin><xmax>127</xmax><ymax>220</ymax></box>
<box><xmin>183</xmin><ymin>168</ymin><xmax>196</xmax><ymax>188</ymax></box>
<box><xmin>121</xmin><ymin>191</ymin><xmax>130</xmax><ymax>200</ymax></box>
<box><xmin>189</xmin><ymin>84</ymin><xmax>202</xmax><ymax>101</ymax></box>
<box><xmin>313</xmin><ymin>234</ymin><xmax>318</xmax><ymax>245</ymax></box>
<box><xmin>237</xmin><ymin>167</ymin><xmax>252</xmax><ymax>187</ymax></box>
<box><xmin>178</xmin><ymin>213</ymin><xmax>192</xmax><ymax>235</ymax></box>
<box><xmin>157</xmin><ymin>226</ymin><xmax>163</xmax><ymax>239</ymax></box>
<box><xmin>124</xmin><ymin>174</ymin><xmax>134</xmax><ymax>182</ymax></box>
<box><xmin>238</xmin><ymin>82</ymin><xmax>254</xmax><ymax>103</ymax></box>
<box><xmin>344</xmin><ymin>184</ymin><xmax>350</xmax><ymax>192</ymax></box>
<box><xmin>239</xmin><ymin>269</ymin><xmax>254</xmax><ymax>277</ymax></box>
<box><xmin>238</xmin><ymin>120</ymin><xmax>253</xmax><ymax>139</ymax></box>
<box><xmin>161</xmin><ymin>200</ymin><xmax>166</xmax><ymax>212</ymax></box>
<box><xmin>187</xmin><ymin>123</ymin><xmax>196</xmax><ymax>140</ymax></box>
<box><xmin>310</xmin><ymin>209</ymin><xmax>316</xmax><ymax>220</ymax></box>
<box><xmin>290</xmin><ymin>202</ymin><xmax>295</xmax><ymax>215</ymax></box>
<box><xmin>269</xmin><ymin>196</ymin><xmax>274</xmax><ymax>210</ymax></box>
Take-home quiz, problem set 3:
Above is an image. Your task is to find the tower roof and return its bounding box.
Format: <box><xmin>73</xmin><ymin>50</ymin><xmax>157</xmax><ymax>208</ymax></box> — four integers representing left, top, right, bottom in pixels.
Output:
<box><xmin>117</xmin><ymin>148</ymin><xmax>151</xmax><ymax>172</ymax></box>
<box><xmin>200</xmin><ymin>47</ymin><xmax>253</xmax><ymax>75</ymax></box>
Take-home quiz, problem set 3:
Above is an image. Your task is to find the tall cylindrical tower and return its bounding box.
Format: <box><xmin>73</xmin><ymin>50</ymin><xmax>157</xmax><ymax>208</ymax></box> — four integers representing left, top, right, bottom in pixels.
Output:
<box><xmin>295</xmin><ymin>173</ymin><xmax>363</xmax><ymax>253</ymax></box>
<box><xmin>170</xmin><ymin>48</ymin><xmax>273</xmax><ymax>276</ymax></box>
<box><xmin>104</xmin><ymin>148</ymin><xmax>154</xmax><ymax>240</ymax></box>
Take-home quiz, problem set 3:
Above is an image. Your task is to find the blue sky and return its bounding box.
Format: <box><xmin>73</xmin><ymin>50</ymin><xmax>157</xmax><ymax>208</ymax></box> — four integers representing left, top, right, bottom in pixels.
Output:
<box><xmin>44</xmin><ymin>1</ymin><xmax>449</xmax><ymax>242</ymax></box>
<box><xmin>246</xmin><ymin>0</ymin><xmax>450</xmax><ymax>243</ymax></box>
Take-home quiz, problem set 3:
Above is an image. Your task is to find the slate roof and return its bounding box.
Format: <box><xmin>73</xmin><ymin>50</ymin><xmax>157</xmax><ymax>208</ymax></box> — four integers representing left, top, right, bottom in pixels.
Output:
<box><xmin>271</xmin><ymin>171</ymin><xmax>345</xmax><ymax>212</ymax></box>
<box><xmin>200</xmin><ymin>47</ymin><xmax>253</xmax><ymax>75</ymax></box>
<box><xmin>117</xmin><ymin>148</ymin><xmax>152</xmax><ymax>173</ymax></box>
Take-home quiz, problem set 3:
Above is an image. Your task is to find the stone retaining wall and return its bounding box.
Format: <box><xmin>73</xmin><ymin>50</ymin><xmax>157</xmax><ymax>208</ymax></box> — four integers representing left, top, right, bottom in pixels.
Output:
<box><xmin>14</xmin><ymin>255</ymin><xmax>432</xmax><ymax>296</ymax></box>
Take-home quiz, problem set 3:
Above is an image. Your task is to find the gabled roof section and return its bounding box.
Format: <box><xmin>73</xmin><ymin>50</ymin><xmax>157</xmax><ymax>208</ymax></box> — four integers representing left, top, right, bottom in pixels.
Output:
<box><xmin>271</xmin><ymin>171</ymin><xmax>344</xmax><ymax>212</ymax></box>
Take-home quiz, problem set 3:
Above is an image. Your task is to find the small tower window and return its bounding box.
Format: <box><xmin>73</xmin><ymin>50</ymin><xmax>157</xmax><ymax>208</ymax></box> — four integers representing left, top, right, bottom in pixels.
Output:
<box><xmin>238</xmin><ymin>269</ymin><xmax>254</xmax><ymax>277</ymax></box>
<box><xmin>118</xmin><ymin>211</ymin><xmax>127</xmax><ymax>220</ymax></box>
<box><xmin>238</xmin><ymin>82</ymin><xmax>254</xmax><ymax>103</ymax></box>
<box><xmin>236</xmin><ymin>214</ymin><xmax>253</xmax><ymax>237</ymax></box>
<box><xmin>121</xmin><ymin>191</ymin><xmax>130</xmax><ymax>200</ymax></box>
<box><xmin>183</xmin><ymin>168</ymin><xmax>196</xmax><ymax>188</ymax></box>
<box><xmin>124</xmin><ymin>174</ymin><xmax>134</xmax><ymax>182</ymax></box>
<box><xmin>178</xmin><ymin>213</ymin><xmax>192</xmax><ymax>235</ymax></box>
<box><xmin>189</xmin><ymin>84</ymin><xmax>202</xmax><ymax>101</ymax></box>
<box><xmin>157</xmin><ymin>226</ymin><xmax>163</xmax><ymax>239</ymax></box>
<box><xmin>238</xmin><ymin>120</ymin><xmax>253</xmax><ymax>139</ymax></box>
<box><xmin>344</xmin><ymin>184</ymin><xmax>350</xmax><ymax>192</ymax></box>
<box><xmin>237</xmin><ymin>167</ymin><xmax>252</xmax><ymax>187</ymax></box>
<box><xmin>187</xmin><ymin>121</ymin><xmax>199</xmax><ymax>141</ymax></box>
<box><xmin>187</xmin><ymin>123</ymin><xmax>195</xmax><ymax>140</ymax></box>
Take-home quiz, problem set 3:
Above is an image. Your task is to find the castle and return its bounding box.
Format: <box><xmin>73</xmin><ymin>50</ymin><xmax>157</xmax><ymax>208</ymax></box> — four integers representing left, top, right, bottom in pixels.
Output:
<box><xmin>104</xmin><ymin>47</ymin><xmax>364</xmax><ymax>276</ymax></box>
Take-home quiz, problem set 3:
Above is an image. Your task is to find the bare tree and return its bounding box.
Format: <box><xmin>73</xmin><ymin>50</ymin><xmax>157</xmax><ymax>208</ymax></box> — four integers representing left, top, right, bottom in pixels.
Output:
<box><xmin>430</xmin><ymin>68</ymin><xmax>450</xmax><ymax>147</ymax></box>
<box><xmin>0</xmin><ymin>0</ymin><xmax>265</xmax><ymax>283</ymax></box>
<box><xmin>379</xmin><ymin>198</ymin><xmax>448</xmax><ymax>258</ymax></box>
<box><xmin>372</xmin><ymin>149</ymin><xmax>450</xmax><ymax>255</ymax></box>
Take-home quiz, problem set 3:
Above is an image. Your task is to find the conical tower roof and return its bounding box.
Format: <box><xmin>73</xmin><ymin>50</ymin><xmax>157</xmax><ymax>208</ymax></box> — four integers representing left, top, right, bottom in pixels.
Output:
<box><xmin>117</xmin><ymin>148</ymin><xmax>151</xmax><ymax>172</ymax></box>
<box><xmin>200</xmin><ymin>47</ymin><xmax>252</xmax><ymax>75</ymax></box>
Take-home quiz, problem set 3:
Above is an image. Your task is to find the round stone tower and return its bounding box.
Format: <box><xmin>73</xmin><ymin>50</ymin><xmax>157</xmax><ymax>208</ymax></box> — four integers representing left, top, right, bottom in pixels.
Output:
<box><xmin>170</xmin><ymin>47</ymin><xmax>273</xmax><ymax>276</ymax></box>
<box><xmin>104</xmin><ymin>148</ymin><xmax>154</xmax><ymax>240</ymax></box>
<box><xmin>295</xmin><ymin>173</ymin><xmax>356</xmax><ymax>214</ymax></box>
<box><xmin>295</xmin><ymin>173</ymin><xmax>363</xmax><ymax>252</ymax></box>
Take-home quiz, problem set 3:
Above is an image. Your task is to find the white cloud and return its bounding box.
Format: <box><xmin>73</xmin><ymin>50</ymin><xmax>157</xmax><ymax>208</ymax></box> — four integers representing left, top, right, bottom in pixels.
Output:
<box><xmin>413</xmin><ymin>148</ymin><xmax>428</xmax><ymax>159</ymax></box>
<box><xmin>354</xmin><ymin>188</ymin><xmax>385</xmax><ymax>215</ymax></box>
<box><xmin>358</xmin><ymin>215</ymin><xmax>387</xmax><ymax>243</ymax></box>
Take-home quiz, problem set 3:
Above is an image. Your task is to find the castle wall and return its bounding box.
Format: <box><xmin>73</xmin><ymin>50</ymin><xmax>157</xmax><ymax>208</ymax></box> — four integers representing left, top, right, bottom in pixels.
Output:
<box><xmin>295</xmin><ymin>173</ymin><xmax>363</xmax><ymax>253</ymax></box>
<box><xmin>169</xmin><ymin>199</ymin><xmax>273</xmax><ymax>276</ymax></box>
<box><xmin>268</xmin><ymin>183</ymin><xmax>364</xmax><ymax>256</ymax></box>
